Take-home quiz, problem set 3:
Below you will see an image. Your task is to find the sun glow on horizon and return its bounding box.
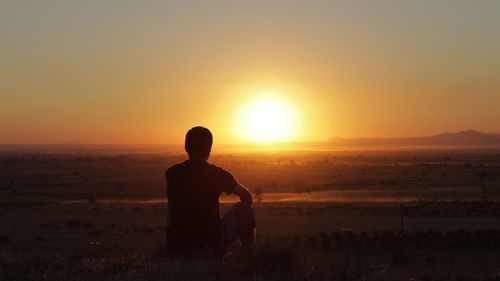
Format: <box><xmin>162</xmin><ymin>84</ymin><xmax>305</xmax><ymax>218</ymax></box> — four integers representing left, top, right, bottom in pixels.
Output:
<box><xmin>235</xmin><ymin>93</ymin><xmax>300</xmax><ymax>143</ymax></box>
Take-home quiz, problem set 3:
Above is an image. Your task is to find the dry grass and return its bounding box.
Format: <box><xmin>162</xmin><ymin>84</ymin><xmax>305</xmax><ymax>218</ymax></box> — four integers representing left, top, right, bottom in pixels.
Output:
<box><xmin>1</xmin><ymin>238</ymin><xmax>500</xmax><ymax>281</ymax></box>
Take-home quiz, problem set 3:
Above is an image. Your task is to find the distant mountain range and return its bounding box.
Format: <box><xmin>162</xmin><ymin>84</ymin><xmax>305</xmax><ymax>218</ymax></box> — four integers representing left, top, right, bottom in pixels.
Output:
<box><xmin>328</xmin><ymin>130</ymin><xmax>500</xmax><ymax>147</ymax></box>
<box><xmin>1</xmin><ymin>130</ymin><xmax>500</xmax><ymax>152</ymax></box>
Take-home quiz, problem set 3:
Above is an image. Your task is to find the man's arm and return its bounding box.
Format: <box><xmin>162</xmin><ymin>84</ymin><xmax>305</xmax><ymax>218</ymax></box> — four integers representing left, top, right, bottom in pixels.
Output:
<box><xmin>232</xmin><ymin>183</ymin><xmax>253</xmax><ymax>205</ymax></box>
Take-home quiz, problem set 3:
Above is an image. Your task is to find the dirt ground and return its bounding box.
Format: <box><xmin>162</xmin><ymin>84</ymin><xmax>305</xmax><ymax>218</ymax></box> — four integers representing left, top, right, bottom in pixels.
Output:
<box><xmin>1</xmin><ymin>149</ymin><xmax>500</xmax><ymax>280</ymax></box>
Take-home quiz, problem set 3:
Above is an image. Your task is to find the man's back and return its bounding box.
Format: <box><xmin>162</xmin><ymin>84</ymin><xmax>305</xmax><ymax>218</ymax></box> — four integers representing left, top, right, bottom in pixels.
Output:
<box><xmin>166</xmin><ymin>160</ymin><xmax>236</xmax><ymax>254</ymax></box>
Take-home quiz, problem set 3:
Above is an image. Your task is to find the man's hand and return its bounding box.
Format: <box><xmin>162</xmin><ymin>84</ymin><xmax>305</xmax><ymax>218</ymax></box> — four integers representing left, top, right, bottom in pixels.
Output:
<box><xmin>233</xmin><ymin>183</ymin><xmax>253</xmax><ymax>205</ymax></box>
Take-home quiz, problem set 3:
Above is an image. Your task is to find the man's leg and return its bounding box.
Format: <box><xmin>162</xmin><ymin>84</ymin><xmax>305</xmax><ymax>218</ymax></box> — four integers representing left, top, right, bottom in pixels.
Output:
<box><xmin>221</xmin><ymin>202</ymin><xmax>256</xmax><ymax>256</ymax></box>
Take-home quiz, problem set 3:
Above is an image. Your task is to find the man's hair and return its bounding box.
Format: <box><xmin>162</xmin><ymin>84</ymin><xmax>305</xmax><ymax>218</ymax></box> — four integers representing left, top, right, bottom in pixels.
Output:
<box><xmin>185</xmin><ymin>126</ymin><xmax>213</xmax><ymax>161</ymax></box>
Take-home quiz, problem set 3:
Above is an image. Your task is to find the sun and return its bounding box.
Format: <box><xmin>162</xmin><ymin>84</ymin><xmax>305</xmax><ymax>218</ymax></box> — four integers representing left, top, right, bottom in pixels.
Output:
<box><xmin>236</xmin><ymin>94</ymin><xmax>299</xmax><ymax>142</ymax></box>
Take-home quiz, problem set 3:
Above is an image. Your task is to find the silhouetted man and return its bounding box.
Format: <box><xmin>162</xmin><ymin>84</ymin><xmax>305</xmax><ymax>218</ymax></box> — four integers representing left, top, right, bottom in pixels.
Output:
<box><xmin>165</xmin><ymin>126</ymin><xmax>256</xmax><ymax>257</ymax></box>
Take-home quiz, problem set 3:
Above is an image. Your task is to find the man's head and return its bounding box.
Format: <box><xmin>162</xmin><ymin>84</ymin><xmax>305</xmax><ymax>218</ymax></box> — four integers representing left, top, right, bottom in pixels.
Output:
<box><xmin>185</xmin><ymin>126</ymin><xmax>213</xmax><ymax>162</ymax></box>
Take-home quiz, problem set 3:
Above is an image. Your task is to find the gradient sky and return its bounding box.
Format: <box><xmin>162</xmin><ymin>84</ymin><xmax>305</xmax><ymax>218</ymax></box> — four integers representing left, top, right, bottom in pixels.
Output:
<box><xmin>1</xmin><ymin>0</ymin><xmax>499</xmax><ymax>144</ymax></box>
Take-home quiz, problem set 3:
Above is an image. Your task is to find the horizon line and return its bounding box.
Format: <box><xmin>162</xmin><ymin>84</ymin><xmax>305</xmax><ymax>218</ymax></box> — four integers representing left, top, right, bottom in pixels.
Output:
<box><xmin>1</xmin><ymin>129</ymin><xmax>499</xmax><ymax>146</ymax></box>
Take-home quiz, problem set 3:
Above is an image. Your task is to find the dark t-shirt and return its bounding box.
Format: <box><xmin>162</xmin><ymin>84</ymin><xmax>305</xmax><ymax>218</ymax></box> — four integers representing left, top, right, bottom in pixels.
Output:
<box><xmin>165</xmin><ymin>160</ymin><xmax>237</xmax><ymax>253</ymax></box>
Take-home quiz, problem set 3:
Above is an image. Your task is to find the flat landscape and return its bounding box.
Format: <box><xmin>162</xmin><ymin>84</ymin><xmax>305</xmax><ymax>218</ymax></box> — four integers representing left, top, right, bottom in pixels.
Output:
<box><xmin>1</xmin><ymin>147</ymin><xmax>500</xmax><ymax>280</ymax></box>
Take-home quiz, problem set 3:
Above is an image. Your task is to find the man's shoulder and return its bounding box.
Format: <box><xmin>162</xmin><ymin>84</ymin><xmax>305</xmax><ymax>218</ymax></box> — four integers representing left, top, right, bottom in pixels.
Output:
<box><xmin>205</xmin><ymin>162</ymin><xmax>227</xmax><ymax>173</ymax></box>
<box><xmin>165</xmin><ymin>161</ymin><xmax>188</xmax><ymax>177</ymax></box>
<box><xmin>206</xmin><ymin>162</ymin><xmax>237</xmax><ymax>193</ymax></box>
<box><xmin>165</xmin><ymin>161</ymin><xmax>232</xmax><ymax>178</ymax></box>
<box><xmin>205</xmin><ymin>163</ymin><xmax>235</xmax><ymax>180</ymax></box>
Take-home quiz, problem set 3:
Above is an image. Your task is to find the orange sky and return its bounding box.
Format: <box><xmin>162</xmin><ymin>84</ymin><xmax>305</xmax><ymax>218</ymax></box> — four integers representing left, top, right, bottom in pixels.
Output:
<box><xmin>1</xmin><ymin>1</ymin><xmax>499</xmax><ymax>144</ymax></box>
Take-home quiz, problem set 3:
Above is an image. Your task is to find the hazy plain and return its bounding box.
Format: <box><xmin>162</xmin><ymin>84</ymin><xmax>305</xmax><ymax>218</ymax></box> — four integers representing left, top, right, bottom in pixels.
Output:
<box><xmin>1</xmin><ymin>147</ymin><xmax>500</xmax><ymax>280</ymax></box>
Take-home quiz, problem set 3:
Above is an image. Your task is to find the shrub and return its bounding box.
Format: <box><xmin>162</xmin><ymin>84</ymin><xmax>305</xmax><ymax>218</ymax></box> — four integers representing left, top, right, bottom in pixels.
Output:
<box><xmin>391</xmin><ymin>252</ymin><xmax>409</xmax><ymax>266</ymax></box>
<box><xmin>65</xmin><ymin>220</ymin><xmax>81</xmax><ymax>228</ymax></box>
<box><xmin>141</xmin><ymin>225</ymin><xmax>155</xmax><ymax>233</ymax></box>
<box><xmin>83</xmin><ymin>222</ymin><xmax>95</xmax><ymax>229</ymax></box>
<box><xmin>34</xmin><ymin>235</ymin><xmax>45</xmax><ymax>242</ymax></box>
<box><xmin>251</xmin><ymin>241</ymin><xmax>303</xmax><ymax>274</ymax></box>
<box><xmin>0</xmin><ymin>235</ymin><xmax>11</xmax><ymax>245</ymax></box>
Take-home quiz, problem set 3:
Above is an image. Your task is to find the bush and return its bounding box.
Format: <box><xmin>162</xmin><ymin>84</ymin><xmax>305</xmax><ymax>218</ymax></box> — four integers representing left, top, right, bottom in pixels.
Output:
<box><xmin>0</xmin><ymin>235</ymin><xmax>11</xmax><ymax>245</ymax></box>
<box><xmin>65</xmin><ymin>220</ymin><xmax>81</xmax><ymax>228</ymax></box>
<box><xmin>251</xmin><ymin>240</ymin><xmax>303</xmax><ymax>274</ymax></box>
<box><xmin>391</xmin><ymin>252</ymin><xmax>409</xmax><ymax>266</ymax></box>
<box><xmin>83</xmin><ymin>222</ymin><xmax>94</xmax><ymax>229</ymax></box>
<box><xmin>34</xmin><ymin>235</ymin><xmax>45</xmax><ymax>242</ymax></box>
<box><xmin>141</xmin><ymin>225</ymin><xmax>155</xmax><ymax>233</ymax></box>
